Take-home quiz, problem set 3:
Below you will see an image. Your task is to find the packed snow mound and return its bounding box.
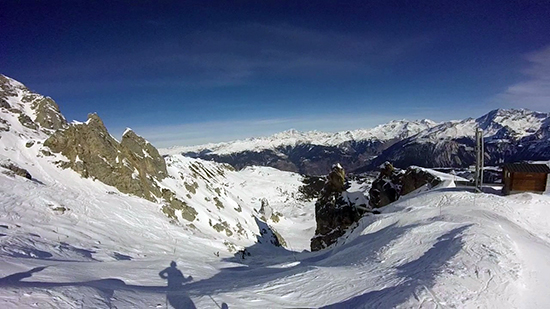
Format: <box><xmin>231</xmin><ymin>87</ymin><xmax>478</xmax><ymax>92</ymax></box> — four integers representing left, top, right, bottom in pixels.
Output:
<box><xmin>161</xmin><ymin>119</ymin><xmax>438</xmax><ymax>155</ymax></box>
<box><xmin>322</xmin><ymin>188</ymin><xmax>550</xmax><ymax>308</ymax></box>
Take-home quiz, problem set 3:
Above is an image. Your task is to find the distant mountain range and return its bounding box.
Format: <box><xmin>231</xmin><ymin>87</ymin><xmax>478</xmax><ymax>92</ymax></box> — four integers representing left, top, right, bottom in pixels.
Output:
<box><xmin>165</xmin><ymin>109</ymin><xmax>550</xmax><ymax>175</ymax></box>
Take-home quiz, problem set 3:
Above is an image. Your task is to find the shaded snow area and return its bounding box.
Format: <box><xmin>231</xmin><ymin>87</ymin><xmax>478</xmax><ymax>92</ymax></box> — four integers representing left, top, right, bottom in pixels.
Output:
<box><xmin>3</xmin><ymin>160</ymin><xmax>550</xmax><ymax>308</ymax></box>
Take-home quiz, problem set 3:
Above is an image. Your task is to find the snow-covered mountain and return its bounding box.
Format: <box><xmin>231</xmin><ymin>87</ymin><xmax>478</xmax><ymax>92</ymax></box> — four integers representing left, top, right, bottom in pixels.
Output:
<box><xmin>412</xmin><ymin>108</ymin><xmax>548</xmax><ymax>142</ymax></box>
<box><xmin>3</xmin><ymin>74</ymin><xmax>550</xmax><ymax>308</ymax></box>
<box><xmin>366</xmin><ymin>109</ymin><xmax>550</xmax><ymax>170</ymax></box>
<box><xmin>167</xmin><ymin>108</ymin><xmax>550</xmax><ymax>174</ymax></box>
<box><xmin>163</xmin><ymin>119</ymin><xmax>438</xmax><ymax>175</ymax></box>
<box><xmin>0</xmin><ymin>74</ymin><xmax>315</xmax><ymax>251</ymax></box>
<box><xmin>165</xmin><ymin>119</ymin><xmax>438</xmax><ymax>156</ymax></box>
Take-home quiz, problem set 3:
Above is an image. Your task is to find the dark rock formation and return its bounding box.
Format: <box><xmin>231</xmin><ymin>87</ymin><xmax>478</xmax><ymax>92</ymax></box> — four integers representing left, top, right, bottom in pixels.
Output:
<box><xmin>369</xmin><ymin>162</ymin><xmax>442</xmax><ymax>208</ymax></box>
<box><xmin>0</xmin><ymin>161</ymin><xmax>32</xmax><ymax>179</ymax></box>
<box><xmin>311</xmin><ymin>164</ymin><xmax>364</xmax><ymax>251</ymax></box>
<box><xmin>400</xmin><ymin>167</ymin><xmax>441</xmax><ymax>195</ymax></box>
<box><xmin>368</xmin><ymin>162</ymin><xmax>402</xmax><ymax>208</ymax></box>
<box><xmin>297</xmin><ymin>175</ymin><xmax>325</xmax><ymax>201</ymax></box>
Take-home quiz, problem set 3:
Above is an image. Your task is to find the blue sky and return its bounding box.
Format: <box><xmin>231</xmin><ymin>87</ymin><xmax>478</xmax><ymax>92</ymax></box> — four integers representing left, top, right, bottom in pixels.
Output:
<box><xmin>2</xmin><ymin>1</ymin><xmax>549</xmax><ymax>147</ymax></box>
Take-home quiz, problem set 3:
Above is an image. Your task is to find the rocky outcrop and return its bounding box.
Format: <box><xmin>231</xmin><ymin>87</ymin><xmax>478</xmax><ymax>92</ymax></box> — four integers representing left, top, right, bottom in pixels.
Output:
<box><xmin>368</xmin><ymin>162</ymin><xmax>402</xmax><ymax>208</ymax></box>
<box><xmin>0</xmin><ymin>160</ymin><xmax>32</xmax><ymax>179</ymax></box>
<box><xmin>44</xmin><ymin>113</ymin><xmax>167</xmax><ymax>201</ymax></box>
<box><xmin>120</xmin><ymin>129</ymin><xmax>168</xmax><ymax>178</ymax></box>
<box><xmin>311</xmin><ymin>164</ymin><xmax>364</xmax><ymax>251</ymax></box>
<box><xmin>1</xmin><ymin>74</ymin><xmax>67</xmax><ymax>131</ymax></box>
<box><xmin>400</xmin><ymin>167</ymin><xmax>441</xmax><ymax>195</ymax></box>
<box><xmin>369</xmin><ymin>162</ymin><xmax>441</xmax><ymax>208</ymax></box>
<box><xmin>44</xmin><ymin>113</ymin><xmax>197</xmax><ymax>221</ymax></box>
<box><xmin>30</xmin><ymin>97</ymin><xmax>67</xmax><ymax>130</ymax></box>
<box><xmin>1</xmin><ymin>75</ymin><xmax>198</xmax><ymax>223</ymax></box>
<box><xmin>297</xmin><ymin>175</ymin><xmax>325</xmax><ymax>201</ymax></box>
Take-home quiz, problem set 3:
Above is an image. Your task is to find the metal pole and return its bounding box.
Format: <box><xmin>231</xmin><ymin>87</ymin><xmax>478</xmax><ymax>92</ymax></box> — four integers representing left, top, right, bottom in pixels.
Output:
<box><xmin>475</xmin><ymin>128</ymin><xmax>484</xmax><ymax>193</ymax></box>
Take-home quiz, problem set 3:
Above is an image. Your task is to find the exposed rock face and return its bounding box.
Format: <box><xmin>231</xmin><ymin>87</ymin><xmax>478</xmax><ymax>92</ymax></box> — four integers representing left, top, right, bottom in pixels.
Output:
<box><xmin>0</xmin><ymin>160</ymin><xmax>32</xmax><ymax>179</ymax></box>
<box><xmin>43</xmin><ymin>113</ymin><xmax>197</xmax><ymax>221</ymax></box>
<box><xmin>31</xmin><ymin>97</ymin><xmax>67</xmax><ymax>130</ymax></box>
<box><xmin>44</xmin><ymin>113</ymin><xmax>167</xmax><ymax>201</ymax></box>
<box><xmin>311</xmin><ymin>164</ymin><xmax>364</xmax><ymax>251</ymax></box>
<box><xmin>369</xmin><ymin>162</ymin><xmax>441</xmax><ymax>208</ymax></box>
<box><xmin>0</xmin><ymin>74</ymin><xmax>67</xmax><ymax>131</ymax></box>
<box><xmin>297</xmin><ymin>175</ymin><xmax>325</xmax><ymax>201</ymax></box>
<box><xmin>120</xmin><ymin>129</ymin><xmax>168</xmax><ymax>178</ymax></box>
<box><xmin>400</xmin><ymin>167</ymin><xmax>441</xmax><ymax>195</ymax></box>
<box><xmin>368</xmin><ymin>162</ymin><xmax>402</xmax><ymax>208</ymax></box>
<box><xmin>161</xmin><ymin>189</ymin><xmax>198</xmax><ymax>222</ymax></box>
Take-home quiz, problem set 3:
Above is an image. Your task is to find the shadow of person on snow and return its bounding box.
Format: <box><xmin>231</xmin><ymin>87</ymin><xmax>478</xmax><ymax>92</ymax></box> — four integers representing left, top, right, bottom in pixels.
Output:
<box><xmin>159</xmin><ymin>261</ymin><xmax>196</xmax><ymax>309</ymax></box>
<box><xmin>0</xmin><ymin>266</ymin><xmax>47</xmax><ymax>284</ymax></box>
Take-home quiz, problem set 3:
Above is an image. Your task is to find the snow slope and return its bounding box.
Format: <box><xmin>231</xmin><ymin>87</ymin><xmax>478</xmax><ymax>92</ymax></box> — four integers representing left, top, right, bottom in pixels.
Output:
<box><xmin>3</xmin><ymin>155</ymin><xmax>550</xmax><ymax>308</ymax></box>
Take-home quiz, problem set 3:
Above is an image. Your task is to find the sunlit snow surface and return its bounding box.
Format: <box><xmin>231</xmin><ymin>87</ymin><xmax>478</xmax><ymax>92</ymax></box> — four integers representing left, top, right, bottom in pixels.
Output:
<box><xmin>3</xmin><ymin>157</ymin><xmax>550</xmax><ymax>308</ymax></box>
<box><xmin>2</xmin><ymin>76</ymin><xmax>550</xmax><ymax>307</ymax></box>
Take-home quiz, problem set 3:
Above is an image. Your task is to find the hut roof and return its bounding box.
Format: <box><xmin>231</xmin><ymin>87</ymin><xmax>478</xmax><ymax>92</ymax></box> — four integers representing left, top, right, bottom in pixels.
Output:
<box><xmin>503</xmin><ymin>163</ymin><xmax>550</xmax><ymax>174</ymax></box>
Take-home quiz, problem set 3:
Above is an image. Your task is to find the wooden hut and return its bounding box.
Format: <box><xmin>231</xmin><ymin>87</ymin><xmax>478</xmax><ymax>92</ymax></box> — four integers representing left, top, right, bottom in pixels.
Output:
<box><xmin>502</xmin><ymin>163</ymin><xmax>550</xmax><ymax>195</ymax></box>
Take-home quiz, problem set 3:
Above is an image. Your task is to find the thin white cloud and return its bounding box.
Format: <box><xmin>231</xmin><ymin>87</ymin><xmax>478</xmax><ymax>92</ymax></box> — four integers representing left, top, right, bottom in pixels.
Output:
<box><xmin>499</xmin><ymin>45</ymin><xmax>550</xmax><ymax>111</ymax></box>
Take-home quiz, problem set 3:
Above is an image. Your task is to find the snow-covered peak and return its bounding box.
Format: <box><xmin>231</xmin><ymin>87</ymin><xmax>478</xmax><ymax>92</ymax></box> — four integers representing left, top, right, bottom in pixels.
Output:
<box><xmin>476</xmin><ymin>108</ymin><xmax>549</xmax><ymax>138</ymax></box>
<box><xmin>0</xmin><ymin>74</ymin><xmax>27</xmax><ymax>90</ymax></box>
<box><xmin>161</xmin><ymin>119</ymin><xmax>438</xmax><ymax>155</ymax></box>
<box><xmin>414</xmin><ymin>109</ymin><xmax>549</xmax><ymax>141</ymax></box>
<box><xmin>1</xmin><ymin>74</ymin><xmax>67</xmax><ymax>131</ymax></box>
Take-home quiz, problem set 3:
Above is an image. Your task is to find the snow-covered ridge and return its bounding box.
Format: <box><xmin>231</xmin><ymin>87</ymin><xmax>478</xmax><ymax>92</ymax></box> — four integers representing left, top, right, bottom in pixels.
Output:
<box><xmin>415</xmin><ymin>108</ymin><xmax>549</xmax><ymax>142</ymax></box>
<box><xmin>161</xmin><ymin>119</ymin><xmax>438</xmax><ymax>155</ymax></box>
<box><xmin>162</xmin><ymin>109</ymin><xmax>550</xmax><ymax>157</ymax></box>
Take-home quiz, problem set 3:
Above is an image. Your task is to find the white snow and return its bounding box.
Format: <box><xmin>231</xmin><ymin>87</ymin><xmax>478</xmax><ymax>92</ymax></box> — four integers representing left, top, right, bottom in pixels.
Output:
<box><xmin>3</xmin><ymin>132</ymin><xmax>550</xmax><ymax>308</ymax></box>
<box><xmin>415</xmin><ymin>109</ymin><xmax>549</xmax><ymax>142</ymax></box>
<box><xmin>123</xmin><ymin>128</ymin><xmax>133</xmax><ymax>136</ymax></box>
<box><xmin>3</xmin><ymin>76</ymin><xmax>550</xmax><ymax>308</ymax></box>
<box><xmin>161</xmin><ymin>119</ymin><xmax>438</xmax><ymax>156</ymax></box>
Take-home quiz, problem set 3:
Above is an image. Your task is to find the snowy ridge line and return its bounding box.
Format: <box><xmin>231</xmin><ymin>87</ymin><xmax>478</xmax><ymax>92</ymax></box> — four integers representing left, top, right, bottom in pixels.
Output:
<box><xmin>414</xmin><ymin>108</ymin><xmax>550</xmax><ymax>142</ymax></box>
<box><xmin>162</xmin><ymin>108</ymin><xmax>550</xmax><ymax>156</ymax></box>
<box><xmin>161</xmin><ymin>119</ymin><xmax>438</xmax><ymax>155</ymax></box>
